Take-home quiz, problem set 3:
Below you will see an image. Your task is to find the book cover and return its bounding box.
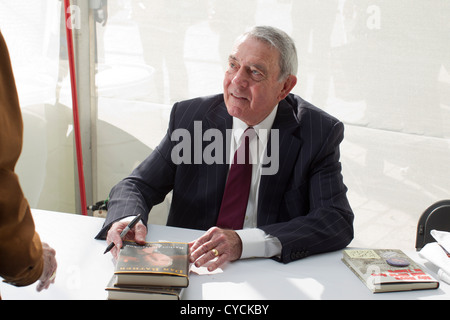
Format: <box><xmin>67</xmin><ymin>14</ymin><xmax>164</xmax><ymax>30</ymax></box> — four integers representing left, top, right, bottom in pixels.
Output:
<box><xmin>114</xmin><ymin>241</ymin><xmax>190</xmax><ymax>287</ymax></box>
<box><xmin>342</xmin><ymin>249</ymin><xmax>439</xmax><ymax>293</ymax></box>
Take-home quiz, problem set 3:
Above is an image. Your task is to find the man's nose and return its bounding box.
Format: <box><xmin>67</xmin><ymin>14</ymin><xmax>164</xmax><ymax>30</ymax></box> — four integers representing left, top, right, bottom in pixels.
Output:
<box><xmin>232</xmin><ymin>67</ymin><xmax>249</xmax><ymax>88</ymax></box>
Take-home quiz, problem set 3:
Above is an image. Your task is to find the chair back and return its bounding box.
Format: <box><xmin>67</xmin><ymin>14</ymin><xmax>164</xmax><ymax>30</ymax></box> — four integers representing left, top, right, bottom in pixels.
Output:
<box><xmin>416</xmin><ymin>200</ymin><xmax>450</xmax><ymax>250</ymax></box>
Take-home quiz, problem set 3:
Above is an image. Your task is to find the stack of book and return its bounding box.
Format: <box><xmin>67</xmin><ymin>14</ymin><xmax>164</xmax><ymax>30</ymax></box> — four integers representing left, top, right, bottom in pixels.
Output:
<box><xmin>106</xmin><ymin>241</ymin><xmax>190</xmax><ymax>300</ymax></box>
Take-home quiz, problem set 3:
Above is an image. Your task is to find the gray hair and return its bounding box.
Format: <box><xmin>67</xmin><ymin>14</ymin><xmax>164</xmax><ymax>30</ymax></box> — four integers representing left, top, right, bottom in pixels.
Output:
<box><xmin>239</xmin><ymin>26</ymin><xmax>298</xmax><ymax>81</ymax></box>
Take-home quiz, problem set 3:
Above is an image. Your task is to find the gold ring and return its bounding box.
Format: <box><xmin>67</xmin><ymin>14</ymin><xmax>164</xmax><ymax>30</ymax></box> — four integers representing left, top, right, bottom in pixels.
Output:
<box><xmin>211</xmin><ymin>248</ymin><xmax>219</xmax><ymax>257</ymax></box>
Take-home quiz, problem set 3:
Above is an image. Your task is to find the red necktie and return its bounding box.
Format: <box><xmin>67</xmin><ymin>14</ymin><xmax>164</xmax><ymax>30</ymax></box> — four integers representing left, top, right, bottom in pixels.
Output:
<box><xmin>216</xmin><ymin>127</ymin><xmax>256</xmax><ymax>230</ymax></box>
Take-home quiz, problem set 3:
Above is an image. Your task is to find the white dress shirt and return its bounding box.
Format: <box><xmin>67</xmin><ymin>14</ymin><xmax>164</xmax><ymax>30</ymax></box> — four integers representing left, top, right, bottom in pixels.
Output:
<box><xmin>229</xmin><ymin>106</ymin><xmax>282</xmax><ymax>259</ymax></box>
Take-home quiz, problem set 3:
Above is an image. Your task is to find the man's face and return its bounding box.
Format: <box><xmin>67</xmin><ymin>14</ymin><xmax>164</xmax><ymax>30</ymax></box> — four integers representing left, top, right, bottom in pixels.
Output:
<box><xmin>223</xmin><ymin>36</ymin><xmax>297</xmax><ymax>126</ymax></box>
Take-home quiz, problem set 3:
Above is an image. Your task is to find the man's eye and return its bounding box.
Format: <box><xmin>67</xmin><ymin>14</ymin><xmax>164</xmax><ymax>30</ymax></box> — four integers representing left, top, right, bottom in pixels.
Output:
<box><xmin>250</xmin><ymin>69</ymin><xmax>264</xmax><ymax>80</ymax></box>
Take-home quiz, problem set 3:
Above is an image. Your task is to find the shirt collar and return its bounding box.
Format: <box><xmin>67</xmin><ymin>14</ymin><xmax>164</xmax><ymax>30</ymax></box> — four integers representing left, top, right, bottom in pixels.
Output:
<box><xmin>232</xmin><ymin>104</ymin><xmax>278</xmax><ymax>146</ymax></box>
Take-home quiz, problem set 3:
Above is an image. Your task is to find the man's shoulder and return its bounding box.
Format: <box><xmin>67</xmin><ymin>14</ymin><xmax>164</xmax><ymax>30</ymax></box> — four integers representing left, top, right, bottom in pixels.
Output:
<box><xmin>175</xmin><ymin>94</ymin><xmax>224</xmax><ymax>110</ymax></box>
<box><xmin>285</xmin><ymin>93</ymin><xmax>341</xmax><ymax>125</ymax></box>
<box><xmin>169</xmin><ymin>94</ymin><xmax>227</xmax><ymax>129</ymax></box>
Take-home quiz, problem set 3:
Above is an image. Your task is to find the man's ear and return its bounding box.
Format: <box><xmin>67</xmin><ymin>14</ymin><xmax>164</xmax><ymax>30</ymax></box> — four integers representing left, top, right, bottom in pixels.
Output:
<box><xmin>278</xmin><ymin>75</ymin><xmax>298</xmax><ymax>100</ymax></box>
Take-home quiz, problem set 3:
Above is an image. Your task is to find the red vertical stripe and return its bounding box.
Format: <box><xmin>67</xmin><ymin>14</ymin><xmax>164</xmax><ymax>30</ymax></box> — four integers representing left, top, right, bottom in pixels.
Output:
<box><xmin>64</xmin><ymin>0</ymin><xmax>87</xmax><ymax>215</ymax></box>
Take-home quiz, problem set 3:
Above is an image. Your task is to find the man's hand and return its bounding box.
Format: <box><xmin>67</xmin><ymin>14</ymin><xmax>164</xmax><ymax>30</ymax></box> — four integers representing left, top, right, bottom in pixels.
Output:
<box><xmin>189</xmin><ymin>227</ymin><xmax>242</xmax><ymax>272</ymax></box>
<box><xmin>37</xmin><ymin>242</ymin><xmax>57</xmax><ymax>292</ymax></box>
<box><xmin>106</xmin><ymin>219</ymin><xmax>147</xmax><ymax>259</ymax></box>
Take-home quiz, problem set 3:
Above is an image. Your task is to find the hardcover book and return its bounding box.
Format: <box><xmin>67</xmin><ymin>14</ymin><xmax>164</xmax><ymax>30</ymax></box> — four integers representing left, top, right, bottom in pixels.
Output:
<box><xmin>114</xmin><ymin>241</ymin><xmax>190</xmax><ymax>288</ymax></box>
<box><xmin>106</xmin><ymin>276</ymin><xmax>183</xmax><ymax>300</ymax></box>
<box><xmin>342</xmin><ymin>249</ymin><xmax>439</xmax><ymax>293</ymax></box>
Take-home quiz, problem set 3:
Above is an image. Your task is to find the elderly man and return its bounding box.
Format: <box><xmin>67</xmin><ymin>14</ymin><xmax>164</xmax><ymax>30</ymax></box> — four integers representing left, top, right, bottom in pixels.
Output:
<box><xmin>96</xmin><ymin>26</ymin><xmax>354</xmax><ymax>271</ymax></box>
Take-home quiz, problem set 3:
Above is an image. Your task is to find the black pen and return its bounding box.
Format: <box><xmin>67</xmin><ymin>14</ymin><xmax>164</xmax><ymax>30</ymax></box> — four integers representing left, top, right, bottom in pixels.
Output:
<box><xmin>103</xmin><ymin>214</ymin><xmax>143</xmax><ymax>254</ymax></box>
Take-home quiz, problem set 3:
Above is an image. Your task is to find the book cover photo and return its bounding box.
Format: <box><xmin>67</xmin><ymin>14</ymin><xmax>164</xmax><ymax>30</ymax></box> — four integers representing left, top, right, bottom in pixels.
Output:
<box><xmin>114</xmin><ymin>241</ymin><xmax>190</xmax><ymax>288</ymax></box>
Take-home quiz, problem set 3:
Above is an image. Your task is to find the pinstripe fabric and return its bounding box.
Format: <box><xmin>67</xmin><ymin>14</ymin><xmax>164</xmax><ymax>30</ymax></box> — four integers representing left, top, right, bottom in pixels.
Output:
<box><xmin>96</xmin><ymin>93</ymin><xmax>354</xmax><ymax>263</ymax></box>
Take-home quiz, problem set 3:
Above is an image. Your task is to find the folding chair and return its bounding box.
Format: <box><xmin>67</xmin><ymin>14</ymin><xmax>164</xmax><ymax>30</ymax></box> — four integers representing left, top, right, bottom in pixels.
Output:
<box><xmin>416</xmin><ymin>200</ymin><xmax>450</xmax><ymax>250</ymax></box>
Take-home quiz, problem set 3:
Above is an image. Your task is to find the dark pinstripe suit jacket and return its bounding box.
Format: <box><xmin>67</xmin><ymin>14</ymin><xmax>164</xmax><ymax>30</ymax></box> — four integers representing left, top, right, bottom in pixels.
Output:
<box><xmin>96</xmin><ymin>93</ymin><xmax>354</xmax><ymax>263</ymax></box>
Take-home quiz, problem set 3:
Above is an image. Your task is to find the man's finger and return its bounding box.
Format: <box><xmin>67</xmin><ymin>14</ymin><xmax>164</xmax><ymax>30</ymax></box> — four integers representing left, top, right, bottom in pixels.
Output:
<box><xmin>190</xmin><ymin>227</ymin><xmax>215</xmax><ymax>250</ymax></box>
<box><xmin>193</xmin><ymin>241</ymin><xmax>228</xmax><ymax>268</ymax></box>
<box><xmin>189</xmin><ymin>228</ymin><xmax>217</xmax><ymax>262</ymax></box>
<box><xmin>206</xmin><ymin>253</ymin><xmax>230</xmax><ymax>272</ymax></box>
<box><xmin>134</xmin><ymin>221</ymin><xmax>147</xmax><ymax>244</ymax></box>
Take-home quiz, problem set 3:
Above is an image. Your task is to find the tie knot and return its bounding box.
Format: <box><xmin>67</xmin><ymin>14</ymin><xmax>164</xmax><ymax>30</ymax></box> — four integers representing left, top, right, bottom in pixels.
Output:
<box><xmin>241</xmin><ymin>127</ymin><xmax>256</xmax><ymax>143</ymax></box>
<box><xmin>234</xmin><ymin>127</ymin><xmax>256</xmax><ymax>165</ymax></box>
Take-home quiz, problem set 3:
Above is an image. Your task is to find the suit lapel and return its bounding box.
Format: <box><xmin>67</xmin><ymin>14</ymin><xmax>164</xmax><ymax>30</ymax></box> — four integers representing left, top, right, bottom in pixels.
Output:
<box><xmin>257</xmin><ymin>99</ymin><xmax>302</xmax><ymax>226</ymax></box>
<box><xmin>204</xmin><ymin>97</ymin><xmax>233</xmax><ymax>167</ymax></box>
<box><xmin>200</xmin><ymin>98</ymin><xmax>232</xmax><ymax>222</ymax></box>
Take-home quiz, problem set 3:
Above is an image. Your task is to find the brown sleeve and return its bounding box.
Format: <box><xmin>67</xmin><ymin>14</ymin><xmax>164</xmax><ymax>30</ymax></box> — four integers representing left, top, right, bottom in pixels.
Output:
<box><xmin>0</xmin><ymin>31</ymin><xmax>43</xmax><ymax>287</ymax></box>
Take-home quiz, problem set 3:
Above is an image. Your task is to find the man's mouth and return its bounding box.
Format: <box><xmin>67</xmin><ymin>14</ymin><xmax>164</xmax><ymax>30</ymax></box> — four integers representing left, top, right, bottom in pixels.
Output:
<box><xmin>230</xmin><ymin>93</ymin><xmax>249</xmax><ymax>101</ymax></box>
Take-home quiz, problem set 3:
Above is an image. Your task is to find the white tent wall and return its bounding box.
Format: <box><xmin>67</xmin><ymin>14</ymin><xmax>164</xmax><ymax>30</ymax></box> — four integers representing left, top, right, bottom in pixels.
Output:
<box><xmin>1</xmin><ymin>0</ymin><xmax>449</xmax><ymax>249</ymax></box>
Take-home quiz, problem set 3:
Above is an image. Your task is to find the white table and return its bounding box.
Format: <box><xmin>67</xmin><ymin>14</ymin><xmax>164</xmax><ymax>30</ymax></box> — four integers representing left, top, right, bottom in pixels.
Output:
<box><xmin>2</xmin><ymin>210</ymin><xmax>449</xmax><ymax>300</ymax></box>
